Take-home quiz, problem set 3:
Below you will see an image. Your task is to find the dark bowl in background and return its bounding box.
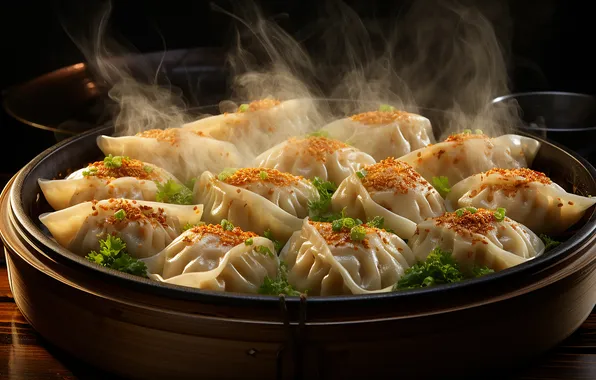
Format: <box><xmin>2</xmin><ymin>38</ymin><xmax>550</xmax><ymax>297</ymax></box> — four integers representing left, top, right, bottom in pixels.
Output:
<box><xmin>492</xmin><ymin>91</ymin><xmax>596</xmax><ymax>164</ymax></box>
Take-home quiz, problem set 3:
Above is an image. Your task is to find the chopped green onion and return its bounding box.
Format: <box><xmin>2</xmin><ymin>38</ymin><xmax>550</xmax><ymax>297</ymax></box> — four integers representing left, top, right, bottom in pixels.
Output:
<box><xmin>256</xmin><ymin>245</ymin><xmax>274</xmax><ymax>258</ymax></box>
<box><xmin>103</xmin><ymin>154</ymin><xmax>126</xmax><ymax>169</ymax></box>
<box><xmin>367</xmin><ymin>216</ymin><xmax>385</xmax><ymax>229</ymax></box>
<box><xmin>259</xmin><ymin>171</ymin><xmax>268</xmax><ymax>180</ymax></box>
<box><xmin>113</xmin><ymin>209</ymin><xmax>127</xmax><ymax>221</ymax></box>
<box><xmin>431</xmin><ymin>176</ymin><xmax>451</xmax><ymax>198</ymax></box>
<box><xmin>308</xmin><ymin>130</ymin><xmax>329</xmax><ymax>138</ymax></box>
<box><xmin>82</xmin><ymin>166</ymin><xmax>98</xmax><ymax>177</ymax></box>
<box><xmin>493</xmin><ymin>207</ymin><xmax>506</xmax><ymax>221</ymax></box>
<box><xmin>379</xmin><ymin>104</ymin><xmax>396</xmax><ymax>112</ymax></box>
<box><xmin>221</xmin><ymin>219</ymin><xmax>235</xmax><ymax>231</ymax></box>
<box><xmin>463</xmin><ymin>129</ymin><xmax>472</xmax><ymax>134</ymax></box>
<box><xmin>238</xmin><ymin>104</ymin><xmax>249</xmax><ymax>112</ymax></box>
<box><xmin>263</xmin><ymin>229</ymin><xmax>282</xmax><ymax>252</ymax></box>
<box><xmin>218</xmin><ymin>168</ymin><xmax>238</xmax><ymax>181</ymax></box>
<box><xmin>182</xmin><ymin>222</ymin><xmax>204</xmax><ymax>231</ymax></box>
<box><xmin>245</xmin><ymin>238</ymin><xmax>254</xmax><ymax>246</ymax></box>
<box><xmin>143</xmin><ymin>165</ymin><xmax>154</xmax><ymax>173</ymax></box>
<box><xmin>356</xmin><ymin>170</ymin><xmax>367</xmax><ymax>179</ymax></box>
<box><xmin>350</xmin><ymin>225</ymin><xmax>367</xmax><ymax>241</ymax></box>
<box><xmin>474</xmin><ymin>129</ymin><xmax>484</xmax><ymax>135</ymax></box>
<box><xmin>455</xmin><ymin>207</ymin><xmax>478</xmax><ymax>217</ymax></box>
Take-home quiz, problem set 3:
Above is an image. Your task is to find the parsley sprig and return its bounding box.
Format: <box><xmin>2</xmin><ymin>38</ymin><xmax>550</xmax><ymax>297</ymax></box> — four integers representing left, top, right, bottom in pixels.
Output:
<box><xmin>155</xmin><ymin>179</ymin><xmax>193</xmax><ymax>205</ymax></box>
<box><xmin>308</xmin><ymin>177</ymin><xmax>338</xmax><ymax>222</ymax></box>
<box><xmin>258</xmin><ymin>261</ymin><xmax>302</xmax><ymax>296</ymax></box>
<box><xmin>432</xmin><ymin>176</ymin><xmax>451</xmax><ymax>198</ymax></box>
<box><xmin>85</xmin><ymin>235</ymin><xmax>148</xmax><ymax>278</ymax></box>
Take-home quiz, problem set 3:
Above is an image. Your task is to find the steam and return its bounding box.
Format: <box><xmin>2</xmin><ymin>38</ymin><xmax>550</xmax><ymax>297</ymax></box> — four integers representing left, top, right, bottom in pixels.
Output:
<box><xmin>63</xmin><ymin>0</ymin><xmax>522</xmax><ymax>156</ymax></box>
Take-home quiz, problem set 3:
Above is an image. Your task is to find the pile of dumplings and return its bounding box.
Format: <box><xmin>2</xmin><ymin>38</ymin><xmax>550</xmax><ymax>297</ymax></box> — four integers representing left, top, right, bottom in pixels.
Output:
<box><xmin>38</xmin><ymin>98</ymin><xmax>596</xmax><ymax>297</ymax></box>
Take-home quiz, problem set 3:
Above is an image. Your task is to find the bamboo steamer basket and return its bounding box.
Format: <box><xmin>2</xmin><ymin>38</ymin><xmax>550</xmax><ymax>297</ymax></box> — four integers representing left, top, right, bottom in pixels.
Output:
<box><xmin>1</xmin><ymin>103</ymin><xmax>595</xmax><ymax>379</ymax></box>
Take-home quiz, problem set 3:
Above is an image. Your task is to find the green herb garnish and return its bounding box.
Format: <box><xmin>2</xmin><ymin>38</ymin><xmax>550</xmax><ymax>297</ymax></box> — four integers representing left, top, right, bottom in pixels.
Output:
<box><xmin>259</xmin><ymin>171</ymin><xmax>269</xmax><ymax>180</ymax></box>
<box><xmin>432</xmin><ymin>176</ymin><xmax>451</xmax><ymax>198</ymax></box>
<box><xmin>367</xmin><ymin>216</ymin><xmax>385</xmax><ymax>229</ymax></box>
<box><xmin>308</xmin><ymin>130</ymin><xmax>329</xmax><ymax>138</ymax></box>
<box><xmin>455</xmin><ymin>207</ymin><xmax>478</xmax><ymax>217</ymax></box>
<box><xmin>245</xmin><ymin>238</ymin><xmax>254</xmax><ymax>246</ymax></box>
<box><xmin>103</xmin><ymin>154</ymin><xmax>127</xmax><ymax>169</ymax></box>
<box><xmin>258</xmin><ymin>261</ymin><xmax>301</xmax><ymax>296</ymax></box>
<box><xmin>182</xmin><ymin>222</ymin><xmax>204</xmax><ymax>231</ymax></box>
<box><xmin>474</xmin><ymin>129</ymin><xmax>484</xmax><ymax>135</ymax></box>
<box><xmin>238</xmin><ymin>104</ymin><xmax>249</xmax><ymax>112</ymax></box>
<box><xmin>356</xmin><ymin>170</ymin><xmax>367</xmax><ymax>179</ymax></box>
<box><xmin>394</xmin><ymin>247</ymin><xmax>493</xmax><ymax>290</ymax></box>
<box><xmin>350</xmin><ymin>225</ymin><xmax>367</xmax><ymax>241</ymax></box>
<box><xmin>143</xmin><ymin>165</ymin><xmax>154</xmax><ymax>173</ymax></box>
<box><xmin>221</xmin><ymin>219</ymin><xmax>235</xmax><ymax>231</ymax></box>
<box><xmin>263</xmin><ymin>229</ymin><xmax>282</xmax><ymax>252</ymax></box>
<box><xmin>540</xmin><ymin>234</ymin><xmax>561</xmax><ymax>252</ymax></box>
<box><xmin>186</xmin><ymin>177</ymin><xmax>197</xmax><ymax>190</ymax></box>
<box><xmin>82</xmin><ymin>166</ymin><xmax>98</xmax><ymax>177</ymax></box>
<box><xmin>155</xmin><ymin>179</ymin><xmax>193</xmax><ymax>205</ymax></box>
<box><xmin>217</xmin><ymin>168</ymin><xmax>238</xmax><ymax>181</ymax></box>
<box><xmin>379</xmin><ymin>104</ymin><xmax>396</xmax><ymax>112</ymax></box>
<box><xmin>463</xmin><ymin>129</ymin><xmax>472</xmax><ymax>134</ymax></box>
<box><xmin>256</xmin><ymin>245</ymin><xmax>275</xmax><ymax>258</ymax></box>
<box><xmin>113</xmin><ymin>209</ymin><xmax>127</xmax><ymax>221</ymax></box>
<box><xmin>493</xmin><ymin>207</ymin><xmax>506</xmax><ymax>221</ymax></box>
<box><xmin>308</xmin><ymin>177</ymin><xmax>338</xmax><ymax>222</ymax></box>
<box><xmin>332</xmin><ymin>216</ymin><xmax>362</xmax><ymax>232</ymax></box>
<box><xmin>85</xmin><ymin>235</ymin><xmax>147</xmax><ymax>278</ymax></box>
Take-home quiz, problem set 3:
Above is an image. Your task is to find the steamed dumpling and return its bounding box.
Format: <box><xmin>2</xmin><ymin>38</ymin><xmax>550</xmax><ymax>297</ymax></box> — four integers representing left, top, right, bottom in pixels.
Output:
<box><xmin>38</xmin><ymin>155</ymin><xmax>185</xmax><ymax>211</ymax></box>
<box><xmin>408</xmin><ymin>208</ymin><xmax>545</xmax><ymax>271</ymax></box>
<box><xmin>39</xmin><ymin>198</ymin><xmax>204</xmax><ymax>258</ymax></box>
<box><xmin>193</xmin><ymin>168</ymin><xmax>319</xmax><ymax>242</ymax></box>
<box><xmin>253</xmin><ymin>135</ymin><xmax>376</xmax><ymax>185</ymax></box>
<box><xmin>142</xmin><ymin>223</ymin><xmax>279</xmax><ymax>293</ymax></box>
<box><xmin>331</xmin><ymin>158</ymin><xmax>445</xmax><ymax>238</ymax></box>
<box><xmin>319</xmin><ymin>108</ymin><xmax>435</xmax><ymax>161</ymax></box>
<box><xmin>399</xmin><ymin>132</ymin><xmax>541</xmax><ymax>188</ymax></box>
<box><xmin>280</xmin><ymin>218</ymin><xmax>415</xmax><ymax>295</ymax></box>
<box><xmin>96</xmin><ymin>128</ymin><xmax>244</xmax><ymax>183</ymax></box>
<box><xmin>445</xmin><ymin>168</ymin><xmax>596</xmax><ymax>236</ymax></box>
<box><xmin>183</xmin><ymin>98</ymin><xmax>318</xmax><ymax>157</ymax></box>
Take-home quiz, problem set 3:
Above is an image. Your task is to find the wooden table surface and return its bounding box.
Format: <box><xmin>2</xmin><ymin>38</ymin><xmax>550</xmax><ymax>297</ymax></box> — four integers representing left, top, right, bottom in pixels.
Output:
<box><xmin>0</xmin><ymin>263</ymin><xmax>595</xmax><ymax>379</ymax></box>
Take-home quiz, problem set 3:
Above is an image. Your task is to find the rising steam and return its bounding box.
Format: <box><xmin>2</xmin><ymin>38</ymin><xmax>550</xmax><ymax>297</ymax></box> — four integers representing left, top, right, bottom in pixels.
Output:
<box><xmin>62</xmin><ymin>0</ymin><xmax>521</xmax><ymax>149</ymax></box>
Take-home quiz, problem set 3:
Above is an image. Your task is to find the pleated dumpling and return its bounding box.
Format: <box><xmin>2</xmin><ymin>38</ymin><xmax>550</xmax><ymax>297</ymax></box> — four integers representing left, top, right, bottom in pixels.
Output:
<box><xmin>445</xmin><ymin>168</ymin><xmax>596</xmax><ymax>236</ymax></box>
<box><xmin>96</xmin><ymin>128</ymin><xmax>244</xmax><ymax>183</ymax></box>
<box><xmin>280</xmin><ymin>217</ymin><xmax>415</xmax><ymax>296</ymax></box>
<box><xmin>331</xmin><ymin>158</ymin><xmax>445</xmax><ymax>239</ymax></box>
<box><xmin>39</xmin><ymin>198</ymin><xmax>204</xmax><ymax>259</ymax></box>
<box><xmin>253</xmin><ymin>134</ymin><xmax>376</xmax><ymax>186</ymax></box>
<box><xmin>142</xmin><ymin>222</ymin><xmax>279</xmax><ymax>293</ymax></box>
<box><xmin>193</xmin><ymin>168</ymin><xmax>319</xmax><ymax>242</ymax></box>
<box><xmin>399</xmin><ymin>132</ymin><xmax>541</xmax><ymax>188</ymax></box>
<box><xmin>319</xmin><ymin>107</ymin><xmax>435</xmax><ymax>161</ymax></box>
<box><xmin>408</xmin><ymin>208</ymin><xmax>545</xmax><ymax>272</ymax></box>
<box><xmin>183</xmin><ymin>98</ymin><xmax>318</xmax><ymax>157</ymax></box>
<box><xmin>38</xmin><ymin>155</ymin><xmax>188</xmax><ymax>210</ymax></box>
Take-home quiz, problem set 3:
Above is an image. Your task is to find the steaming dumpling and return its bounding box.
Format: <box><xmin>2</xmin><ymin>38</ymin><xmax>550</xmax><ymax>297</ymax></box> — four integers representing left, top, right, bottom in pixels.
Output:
<box><xmin>331</xmin><ymin>158</ymin><xmax>445</xmax><ymax>238</ymax></box>
<box><xmin>96</xmin><ymin>128</ymin><xmax>244</xmax><ymax>183</ymax></box>
<box><xmin>142</xmin><ymin>223</ymin><xmax>279</xmax><ymax>293</ymax></box>
<box><xmin>399</xmin><ymin>132</ymin><xmax>541</xmax><ymax>187</ymax></box>
<box><xmin>193</xmin><ymin>168</ymin><xmax>319</xmax><ymax>242</ymax></box>
<box><xmin>253</xmin><ymin>135</ymin><xmax>376</xmax><ymax>185</ymax></box>
<box><xmin>39</xmin><ymin>198</ymin><xmax>204</xmax><ymax>259</ymax></box>
<box><xmin>445</xmin><ymin>168</ymin><xmax>596</xmax><ymax>236</ymax></box>
<box><xmin>408</xmin><ymin>208</ymin><xmax>544</xmax><ymax>271</ymax></box>
<box><xmin>319</xmin><ymin>109</ymin><xmax>435</xmax><ymax>161</ymax></box>
<box><xmin>38</xmin><ymin>156</ymin><xmax>185</xmax><ymax>211</ymax></box>
<box><xmin>280</xmin><ymin>218</ymin><xmax>415</xmax><ymax>295</ymax></box>
<box><xmin>183</xmin><ymin>98</ymin><xmax>318</xmax><ymax>157</ymax></box>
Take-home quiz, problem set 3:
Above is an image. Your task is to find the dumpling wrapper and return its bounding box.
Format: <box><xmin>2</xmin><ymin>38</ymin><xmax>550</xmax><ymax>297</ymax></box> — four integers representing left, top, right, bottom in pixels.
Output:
<box><xmin>280</xmin><ymin>218</ymin><xmax>415</xmax><ymax>296</ymax></box>
<box><xmin>408</xmin><ymin>208</ymin><xmax>545</xmax><ymax>272</ymax></box>
<box><xmin>38</xmin><ymin>157</ymin><xmax>183</xmax><ymax>211</ymax></box>
<box><xmin>331</xmin><ymin>158</ymin><xmax>445</xmax><ymax>239</ymax></box>
<box><xmin>399</xmin><ymin>133</ymin><xmax>541</xmax><ymax>187</ymax></box>
<box><xmin>96</xmin><ymin>128</ymin><xmax>244</xmax><ymax>183</ymax></box>
<box><xmin>142</xmin><ymin>224</ymin><xmax>279</xmax><ymax>293</ymax></box>
<box><xmin>39</xmin><ymin>199</ymin><xmax>203</xmax><ymax>259</ymax></box>
<box><xmin>183</xmin><ymin>98</ymin><xmax>319</xmax><ymax>158</ymax></box>
<box><xmin>193</xmin><ymin>168</ymin><xmax>319</xmax><ymax>242</ymax></box>
<box><xmin>445</xmin><ymin>168</ymin><xmax>596</xmax><ymax>236</ymax></box>
<box><xmin>320</xmin><ymin>109</ymin><xmax>435</xmax><ymax>161</ymax></box>
<box><xmin>253</xmin><ymin>135</ymin><xmax>376</xmax><ymax>186</ymax></box>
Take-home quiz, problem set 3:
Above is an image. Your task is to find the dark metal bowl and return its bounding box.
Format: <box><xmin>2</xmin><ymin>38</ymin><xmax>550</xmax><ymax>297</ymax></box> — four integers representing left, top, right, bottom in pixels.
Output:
<box><xmin>492</xmin><ymin>91</ymin><xmax>596</xmax><ymax>163</ymax></box>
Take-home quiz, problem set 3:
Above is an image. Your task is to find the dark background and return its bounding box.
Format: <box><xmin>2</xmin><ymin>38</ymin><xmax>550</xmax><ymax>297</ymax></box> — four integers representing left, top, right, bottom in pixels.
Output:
<box><xmin>0</xmin><ymin>0</ymin><xmax>594</xmax><ymax>176</ymax></box>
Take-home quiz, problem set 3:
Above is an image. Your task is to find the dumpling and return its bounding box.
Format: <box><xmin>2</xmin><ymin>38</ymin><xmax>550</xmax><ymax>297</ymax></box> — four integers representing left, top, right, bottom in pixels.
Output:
<box><xmin>183</xmin><ymin>98</ymin><xmax>318</xmax><ymax>157</ymax></box>
<box><xmin>253</xmin><ymin>134</ymin><xmax>376</xmax><ymax>185</ymax></box>
<box><xmin>96</xmin><ymin>128</ymin><xmax>244</xmax><ymax>183</ymax></box>
<box><xmin>331</xmin><ymin>158</ymin><xmax>445</xmax><ymax>238</ymax></box>
<box><xmin>280</xmin><ymin>217</ymin><xmax>415</xmax><ymax>295</ymax></box>
<box><xmin>193</xmin><ymin>168</ymin><xmax>319</xmax><ymax>242</ymax></box>
<box><xmin>142</xmin><ymin>223</ymin><xmax>279</xmax><ymax>294</ymax></box>
<box><xmin>38</xmin><ymin>155</ymin><xmax>186</xmax><ymax>210</ymax></box>
<box><xmin>319</xmin><ymin>107</ymin><xmax>435</xmax><ymax>161</ymax></box>
<box><xmin>445</xmin><ymin>168</ymin><xmax>596</xmax><ymax>236</ymax></box>
<box><xmin>408</xmin><ymin>208</ymin><xmax>545</xmax><ymax>271</ymax></box>
<box><xmin>399</xmin><ymin>132</ymin><xmax>541</xmax><ymax>188</ymax></box>
<box><xmin>39</xmin><ymin>198</ymin><xmax>204</xmax><ymax>259</ymax></box>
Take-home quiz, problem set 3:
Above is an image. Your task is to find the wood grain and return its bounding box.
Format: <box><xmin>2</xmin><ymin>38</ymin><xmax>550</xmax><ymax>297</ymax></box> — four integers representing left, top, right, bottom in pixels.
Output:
<box><xmin>0</xmin><ymin>264</ymin><xmax>594</xmax><ymax>379</ymax></box>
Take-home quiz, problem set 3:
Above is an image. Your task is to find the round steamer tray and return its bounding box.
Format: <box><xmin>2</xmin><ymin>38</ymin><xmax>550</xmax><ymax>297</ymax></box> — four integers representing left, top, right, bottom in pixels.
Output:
<box><xmin>1</xmin><ymin>103</ymin><xmax>596</xmax><ymax>380</ymax></box>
